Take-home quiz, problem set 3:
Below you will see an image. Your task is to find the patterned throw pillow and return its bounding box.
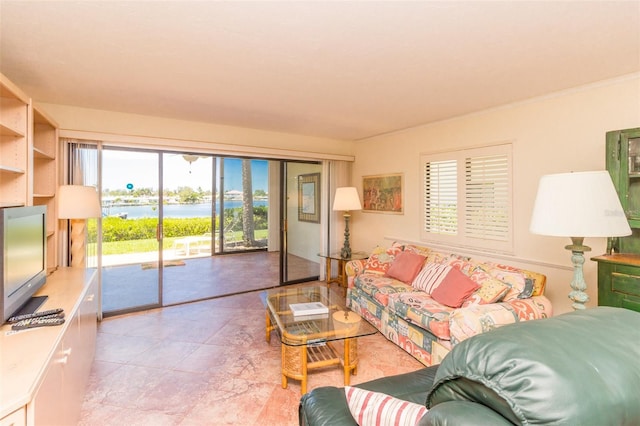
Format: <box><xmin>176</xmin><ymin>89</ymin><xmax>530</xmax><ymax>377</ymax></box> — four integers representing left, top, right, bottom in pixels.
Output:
<box><xmin>426</xmin><ymin>251</ymin><xmax>451</xmax><ymax>264</ymax></box>
<box><xmin>412</xmin><ymin>263</ymin><xmax>452</xmax><ymax>294</ymax></box>
<box><xmin>463</xmin><ymin>266</ymin><xmax>511</xmax><ymax>306</ymax></box>
<box><xmin>385</xmin><ymin>251</ymin><xmax>427</xmax><ymax>284</ymax></box>
<box><xmin>345</xmin><ymin>386</ymin><xmax>428</xmax><ymax>426</ymax></box>
<box><xmin>485</xmin><ymin>266</ymin><xmax>527</xmax><ymax>301</ymax></box>
<box><xmin>363</xmin><ymin>243</ymin><xmax>404</xmax><ymax>275</ymax></box>
<box><xmin>403</xmin><ymin>244</ymin><xmax>431</xmax><ymax>257</ymax></box>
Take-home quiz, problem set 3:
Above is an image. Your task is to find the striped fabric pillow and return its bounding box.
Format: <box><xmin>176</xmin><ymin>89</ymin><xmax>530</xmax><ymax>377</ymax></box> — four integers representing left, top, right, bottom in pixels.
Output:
<box><xmin>345</xmin><ymin>386</ymin><xmax>428</xmax><ymax>426</ymax></box>
<box><xmin>411</xmin><ymin>263</ymin><xmax>452</xmax><ymax>294</ymax></box>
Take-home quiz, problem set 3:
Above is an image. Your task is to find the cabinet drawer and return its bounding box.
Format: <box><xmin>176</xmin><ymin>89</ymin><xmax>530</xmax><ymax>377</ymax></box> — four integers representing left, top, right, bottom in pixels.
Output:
<box><xmin>611</xmin><ymin>272</ymin><xmax>640</xmax><ymax>297</ymax></box>
<box><xmin>621</xmin><ymin>296</ymin><xmax>640</xmax><ymax>312</ymax></box>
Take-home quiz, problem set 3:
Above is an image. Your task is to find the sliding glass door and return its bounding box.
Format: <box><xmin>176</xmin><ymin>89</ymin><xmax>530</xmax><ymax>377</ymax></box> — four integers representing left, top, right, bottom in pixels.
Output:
<box><xmin>160</xmin><ymin>153</ymin><xmax>215</xmax><ymax>305</ymax></box>
<box><xmin>281</xmin><ymin>162</ymin><xmax>322</xmax><ymax>284</ymax></box>
<box><xmin>218</xmin><ymin>158</ymin><xmax>269</xmax><ymax>253</ymax></box>
<box><xmin>88</xmin><ymin>144</ymin><xmax>321</xmax><ymax>316</ymax></box>
<box><xmin>101</xmin><ymin>149</ymin><xmax>162</xmax><ymax>313</ymax></box>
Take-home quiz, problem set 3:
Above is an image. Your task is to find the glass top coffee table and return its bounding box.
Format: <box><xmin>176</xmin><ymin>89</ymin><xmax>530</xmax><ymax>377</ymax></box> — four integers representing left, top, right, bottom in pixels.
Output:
<box><xmin>265</xmin><ymin>285</ymin><xmax>378</xmax><ymax>394</ymax></box>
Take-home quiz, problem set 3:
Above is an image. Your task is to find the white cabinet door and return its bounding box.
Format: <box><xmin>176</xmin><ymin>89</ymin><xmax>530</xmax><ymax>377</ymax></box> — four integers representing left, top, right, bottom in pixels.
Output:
<box><xmin>31</xmin><ymin>341</ymin><xmax>65</xmax><ymax>424</ymax></box>
<box><xmin>0</xmin><ymin>407</ymin><xmax>26</xmax><ymax>426</ymax></box>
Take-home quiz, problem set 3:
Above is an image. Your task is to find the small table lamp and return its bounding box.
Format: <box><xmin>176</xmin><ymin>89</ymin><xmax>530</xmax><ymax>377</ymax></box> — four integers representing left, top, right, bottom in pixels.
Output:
<box><xmin>333</xmin><ymin>187</ymin><xmax>362</xmax><ymax>259</ymax></box>
<box><xmin>58</xmin><ymin>185</ymin><xmax>102</xmax><ymax>268</ymax></box>
<box><xmin>530</xmin><ymin>171</ymin><xmax>631</xmax><ymax>310</ymax></box>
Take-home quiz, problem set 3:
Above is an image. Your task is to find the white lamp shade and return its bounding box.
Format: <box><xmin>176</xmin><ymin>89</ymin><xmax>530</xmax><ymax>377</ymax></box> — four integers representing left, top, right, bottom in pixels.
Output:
<box><xmin>333</xmin><ymin>187</ymin><xmax>362</xmax><ymax>211</ymax></box>
<box><xmin>58</xmin><ymin>185</ymin><xmax>102</xmax><ymax>219</ymax></box>
<box><xmin>530</xmin><ymin>171</ymin><xmax>631</xmax><ymax>237</ymax></box>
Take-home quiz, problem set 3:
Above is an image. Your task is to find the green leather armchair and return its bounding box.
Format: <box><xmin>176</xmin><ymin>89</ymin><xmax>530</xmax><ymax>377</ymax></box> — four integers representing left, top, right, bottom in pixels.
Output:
<box><xmin>299</xmin><ymin>307</ymin><xmax>640</xmax><ymax>425</ymax></box>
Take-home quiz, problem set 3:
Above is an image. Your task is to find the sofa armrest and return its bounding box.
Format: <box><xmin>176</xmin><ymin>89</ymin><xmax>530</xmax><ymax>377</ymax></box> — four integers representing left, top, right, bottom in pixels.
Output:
<box><xmin>448</xmin><ymin>296</ymin><xmax>553</xmax><ymax>345</ymax></box>
<box><xmin>299</xmin><ymin>387</ymin><xmax>356</xmax><ymax>426</ymax></box>
<box><xmin>299</xmin><ymin>366</ymin><xmax>439</xmax><ymax>426</ymax></box>
<box><xmin>345</xmin><ymin>259</ymin><xmax>367</xmax><ymax>288</ymax></box>
<box><xmin>419</xmin><ymin>401</ymin><xmax>512</xmax><ymax>426</ymax></box>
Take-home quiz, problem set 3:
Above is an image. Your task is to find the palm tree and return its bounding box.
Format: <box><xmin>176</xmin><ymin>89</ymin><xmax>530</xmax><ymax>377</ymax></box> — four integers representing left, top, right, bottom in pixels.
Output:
<box><xmin>241</xmin><ymin>159</ymin><xmax>257</xmax><ymax>247</ymax></box>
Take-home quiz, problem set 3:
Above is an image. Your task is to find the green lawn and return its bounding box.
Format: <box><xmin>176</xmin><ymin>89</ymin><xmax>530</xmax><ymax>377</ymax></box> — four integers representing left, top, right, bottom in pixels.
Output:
<box><xmin>95</xmin><ymin>230</ymin><xmax>268</xmax><ymax>255</ymax></box>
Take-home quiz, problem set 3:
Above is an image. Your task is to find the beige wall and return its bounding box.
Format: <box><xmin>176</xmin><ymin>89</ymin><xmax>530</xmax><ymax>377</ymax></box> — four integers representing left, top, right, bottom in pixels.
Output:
<box><xmin>38</xmin><ymin>75</ymin><xmax>640</xmax><ymax>314</ymax></box>
<box><xmin>286</xmin><ymin>163</ymin><xmax>323</xmax><ymax>262</ymax></box>
<box><xmin>351</xmin><ymin>74</ymin><xmax>640</xmax><ymax>315</ymax></box>
<box><xmin>38</xmin><ymin>103</ymin><xmax>353</xmax><ymax>161</ymax></box>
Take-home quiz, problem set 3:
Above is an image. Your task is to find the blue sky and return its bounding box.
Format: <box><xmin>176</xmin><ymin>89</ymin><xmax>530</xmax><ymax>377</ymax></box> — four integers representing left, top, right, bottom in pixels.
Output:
<box><xmin>102</xmin><ymin>151</ymin><xmax>268</xmax><ymax>192</ymax></box>
<box><xmin>223</xmin><ymin>158</ymin><xmax>268</xmax><ymax>192</ymax></box>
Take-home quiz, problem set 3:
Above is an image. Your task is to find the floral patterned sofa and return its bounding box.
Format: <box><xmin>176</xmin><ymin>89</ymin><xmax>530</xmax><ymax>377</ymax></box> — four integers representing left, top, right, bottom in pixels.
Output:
<box><xmin>346</xmin><ymin>242</ymin><xmax>553</xmax><ymax>366</ymax></box>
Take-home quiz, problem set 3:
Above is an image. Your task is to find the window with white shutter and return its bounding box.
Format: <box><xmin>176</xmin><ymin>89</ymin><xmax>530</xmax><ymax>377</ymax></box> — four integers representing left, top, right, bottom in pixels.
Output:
<box><xmin>421</xmin><ymin>144</ymin><xmax>513</xmax><ymax>253</ymax></box>
<box><xmin>424</xmin><ymin>160</ymin><xmax>457</xmax><ymax>235</ymax></box>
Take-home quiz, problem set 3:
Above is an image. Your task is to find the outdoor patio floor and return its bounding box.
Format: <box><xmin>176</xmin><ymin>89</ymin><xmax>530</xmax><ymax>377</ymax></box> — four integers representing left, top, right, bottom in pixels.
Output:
<box><xmin>101</xmin><ymin>251</ymin><xmax>320</xmax><ymax>313</ymax></box>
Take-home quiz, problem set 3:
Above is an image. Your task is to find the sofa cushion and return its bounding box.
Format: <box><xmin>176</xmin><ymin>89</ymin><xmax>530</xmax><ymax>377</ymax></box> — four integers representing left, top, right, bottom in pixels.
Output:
<box><xmin>355</xmin><ymin>274</ymin><xmax>414</xmax><ymax>306</ymax></box>
<box><xmin>430</xmin><ymin>268</ymin><xmax>480</xmax><ymax>308</ymax></box>
<box><xmin>411</xmin><ymin>263</ymin><xmax>452</xmax><ymax>294</ymax></box>
<box><xmin>448</xmin><ymin>297</ymin><xmax>553</xmax><ymax>345</ymax></box>
<box><xmin>445</xmin><ymin>256</ymin><xmax>477</xmax><ymax>275</ymax></box>
<box><xmin>387</xmin><ymin>292</ymin><xmax>452</xmax><ymax>340</ymax></box>
<box><xmin>345</xmin><ymin>386</ymin><xmax>427</xmax><ymax>426</ymax></box>
<box><xmin>403</xmin><ymin>244</ymin><xmax>431</xmax><ymax>257</ymax></box>
<box><xmin>362</xmin><ymin>243</ymin><xmax>404</xmax><ymax>275</ymax></box>
<box><xmin>385</xmin><ymin>251</ymin><xmax>427</xmax><ymax>284</ymax></box>
<box><xmin>425</xmin><ymin>250</ymin><xmax>453</xmax><ymax>264</ymax></box>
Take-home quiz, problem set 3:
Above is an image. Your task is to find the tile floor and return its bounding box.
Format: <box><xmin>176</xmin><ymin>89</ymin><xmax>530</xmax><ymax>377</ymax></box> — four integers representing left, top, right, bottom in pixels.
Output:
<box><xmin>79</xmin><ymin>286</ymin><xmax>424</xmax><ymax>425</ymax></box>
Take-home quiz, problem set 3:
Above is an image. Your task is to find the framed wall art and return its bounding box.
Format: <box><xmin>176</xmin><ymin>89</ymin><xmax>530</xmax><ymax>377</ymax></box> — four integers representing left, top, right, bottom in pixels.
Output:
<box><xmin>298</xmin><ymin>173</ymin><xmax>321</xmax><ymax>223</ymax></box>
<box><xmin>362</xmin><ymin>173</ymin><xmax>403</xmax><ymax>214</ymax></box>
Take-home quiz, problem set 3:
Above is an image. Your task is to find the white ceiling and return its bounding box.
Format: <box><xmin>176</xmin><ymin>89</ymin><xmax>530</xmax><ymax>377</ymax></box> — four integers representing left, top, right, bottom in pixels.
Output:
<box><xmin>1</xmin><ymin>1</ymin><xmax>639</xmax><ymax>141</ymax></box>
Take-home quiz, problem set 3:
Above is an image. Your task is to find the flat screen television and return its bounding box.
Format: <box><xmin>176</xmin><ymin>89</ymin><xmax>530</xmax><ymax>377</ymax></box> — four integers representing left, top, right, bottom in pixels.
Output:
<box><xmin>0</xmin><ymin>205</ymin><xmax>47</xmax><ymax>323</ymax></box>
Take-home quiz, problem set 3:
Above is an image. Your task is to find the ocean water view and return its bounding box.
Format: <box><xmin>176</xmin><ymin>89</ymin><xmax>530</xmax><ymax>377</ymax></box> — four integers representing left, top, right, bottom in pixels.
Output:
<box><xmin>103</xmin><ymin>200</ymin><xmax>268</xmax><ymax>219</ymax></box>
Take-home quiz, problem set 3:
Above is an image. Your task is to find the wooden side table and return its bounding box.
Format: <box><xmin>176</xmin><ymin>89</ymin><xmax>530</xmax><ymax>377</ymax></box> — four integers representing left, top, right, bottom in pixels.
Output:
<box><xmin>318</xmin><ymin>251</ymin><xmax>368</xmax><ymax>290</ymax></box>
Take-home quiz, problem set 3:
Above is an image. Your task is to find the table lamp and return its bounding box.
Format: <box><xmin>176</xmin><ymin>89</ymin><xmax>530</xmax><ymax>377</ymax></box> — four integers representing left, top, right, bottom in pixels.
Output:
<box><xmin>58</xmin><ymin>185</ymin><xmax>102</xmax><ymax>268</ymax></box>
<box><xmin>333</xmin><ymin>187</ymin><xmax>362</xmax><ymax>259</ymax></box>
<box><xmin>530</xmin><ymin>171</ymin><xmax>631</xmax><ymax>310</ymax></box>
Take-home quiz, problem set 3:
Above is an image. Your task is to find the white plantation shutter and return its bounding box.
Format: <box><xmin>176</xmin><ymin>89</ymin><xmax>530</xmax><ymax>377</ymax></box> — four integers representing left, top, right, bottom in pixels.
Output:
<box><xmin>421</xmin><ymin>144</ymin><xmax>513</xmax><ymax>253</ymax></box>
<box><xmin>464</xmin><ymin>154</ymin><xmax>510</xmax><ymax>241</ymax></box>
<box><xmin>424</xmin><ymin>160</ymin><xmax>457</xmax><ymax>235</ymax></box>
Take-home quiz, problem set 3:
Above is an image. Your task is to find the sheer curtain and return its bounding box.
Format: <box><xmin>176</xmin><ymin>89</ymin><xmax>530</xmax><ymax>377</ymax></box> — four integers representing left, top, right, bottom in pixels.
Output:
<box><xmin>321</xmin><ymin>160</ymin><xmax>352</xmax><ymax>280</ymax></box>
<box><xmin>63</xmin><ymin>139</ymin><xmax>100</xmax><ymax>268</ymax></box>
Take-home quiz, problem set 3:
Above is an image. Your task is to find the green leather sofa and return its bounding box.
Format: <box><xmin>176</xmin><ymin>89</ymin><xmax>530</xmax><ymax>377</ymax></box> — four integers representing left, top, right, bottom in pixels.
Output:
<box><xmin>299</xmin><ymin>307</ymin><xmax>640</xmax><ymax>425</ymax></box>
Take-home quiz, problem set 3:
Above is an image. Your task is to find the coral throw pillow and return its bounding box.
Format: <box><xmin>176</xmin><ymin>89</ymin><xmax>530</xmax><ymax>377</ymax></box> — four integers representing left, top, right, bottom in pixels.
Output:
<box><xmin>430</xmin><ymin>267</ymin><xmax>480</xmax><ymax>308</ymax></box>
<box><xmin>385</xmin><ymin>251</ymin><xmax>426</xmax><ymax>284</ymax></box>
<box><xmin>345</xmin><ymin>386</ymin><xmax>428</xmax><ymax>426</ymax></box>
<box><xmin>412</xmin><ymin>263</ymin><xmax>452</xmax><ymax>294</ymax></box>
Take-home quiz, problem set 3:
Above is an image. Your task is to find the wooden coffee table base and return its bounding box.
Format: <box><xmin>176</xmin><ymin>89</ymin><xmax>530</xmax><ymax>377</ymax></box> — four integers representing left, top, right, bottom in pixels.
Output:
<box><xmin>265</xmin><ymin>286</ymin><xmax>375</xmax><ymax>395</ymax></box>
<box><xmin>280</xmin><ymin>338</ymin><xmax>358</xmax><ymax>395</ymax></box>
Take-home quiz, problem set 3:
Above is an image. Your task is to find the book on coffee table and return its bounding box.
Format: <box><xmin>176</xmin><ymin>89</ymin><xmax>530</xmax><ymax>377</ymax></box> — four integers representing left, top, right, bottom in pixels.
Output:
<box><xmin>289</xmin><ymin>301</ymin><xmax>329</xmax><ymax>317</ymax></box>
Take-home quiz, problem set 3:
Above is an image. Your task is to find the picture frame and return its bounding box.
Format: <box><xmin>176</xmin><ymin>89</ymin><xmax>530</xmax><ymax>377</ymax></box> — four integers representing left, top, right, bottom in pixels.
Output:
<box><xmin>298</xmin><ymin>173</ymin><xmax>321</xmax><ymax>223</ymax></box>
<box><xmin>362</xmin><ymin>173</ymin><xmax>404</xmax><ymax>214</ymax></box>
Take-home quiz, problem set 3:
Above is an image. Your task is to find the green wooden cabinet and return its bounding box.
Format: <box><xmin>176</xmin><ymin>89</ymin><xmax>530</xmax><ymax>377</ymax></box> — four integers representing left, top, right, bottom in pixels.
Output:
<box><xmin>597</xmin><ymin>127</ymin><xmax>640</xmax><ymax>313</ymax></box>
<box><xmin>606</xmin><ymin>127</ymin><xmax>640</xmax><ymax>253</ymax></box>
<box><xmin>593</xmin><ymin>254</ymin><xmax>640</xmax><ymax>312</ymax></box>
